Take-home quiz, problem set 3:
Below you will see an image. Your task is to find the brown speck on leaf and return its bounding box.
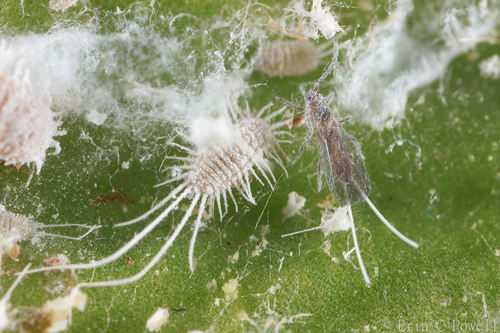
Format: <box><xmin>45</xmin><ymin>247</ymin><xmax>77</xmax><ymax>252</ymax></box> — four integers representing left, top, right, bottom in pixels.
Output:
<box><xmin>8</xmin><ymin>243</ymin><xmax>21</xmax><ymax>259</ymax></box>
<box><xmin>91</xmin><ymin>188</ymin><xmax>136</xmax><ymax>222</ymax></box>
<box><xmin>45</xmin><ymin>254</ymin><xmax>69</xmax><ymax>266</ymax></box>
<box><xmin>125</xmin><ymin>257</ymin><xmax>136</xmax><ymax>265</ymax></box>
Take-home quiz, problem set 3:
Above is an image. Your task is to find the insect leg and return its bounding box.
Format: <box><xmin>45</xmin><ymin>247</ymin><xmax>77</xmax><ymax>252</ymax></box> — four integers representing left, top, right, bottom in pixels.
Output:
<box><xmin>275</xmin><ymin>97</ymin><xmax>305</xmax><ymax>112</ymax></box>
<box><xmin>317</xmin><ymin>160</ymin><xmax>323</xmax><ymax>192</ymax></box>
<box><xmin>313</xmin><ymin>44</ymin><xmax>339</xmax><ymax>92</ymax></box>
<box><xmin>324</xmin><ymin>91</ymin><xmax>335</xmax><ymax>104</ymax></box>
<box><xmin>339</xmin><ymin>116</ymin><xmax>353</xmax><ymax>124</ymax></box>
<box><xmin>291</xmin><ymin>130</ymin><xmax>315</xmax><ymax>164</ymax></box>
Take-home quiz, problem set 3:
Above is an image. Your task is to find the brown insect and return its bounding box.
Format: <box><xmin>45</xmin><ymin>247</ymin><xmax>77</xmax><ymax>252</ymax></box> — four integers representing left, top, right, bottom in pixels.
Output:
<box><xmin>277</xmin><ymin>46</ymin><xmax>419</xmax><ymax>285</ymax></box>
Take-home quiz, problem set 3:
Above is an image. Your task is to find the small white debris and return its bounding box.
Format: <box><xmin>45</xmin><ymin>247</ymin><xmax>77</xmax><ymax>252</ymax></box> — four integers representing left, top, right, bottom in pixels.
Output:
<box><xmin>251</xmin><ymin>236</ymin><xmax>269</xmax><ymax>257</ymax></box>
<box><xmin>249</xmin><ymin>235</ymin><xmax>259</xmax><ymax>242</ymax></box>
<box><xmin>222</xmin><ymin>278</ymin><xmax>239</xmax><ymax>301</ymax></box>
<box><xmin>0</xmin><ymin>301</ymin><xmax>9</xmax><ymax>333</ymax></box>
<box><xmin>319</xmin><ymin>206</ymin><xmax>350</xmax><ymax>236</ymax></box>
<box><xmin>49</xmin><ymin>0</ymin><xmax>78</xmax><ymax>10</ymax></box>
<box><xmin>206</xmin><ymin>279</ymin><xmax>217</xmax><ymax>291</ymax></box>
<box><xmin>322</xmin><ymin>241</ymin><xmax>332</xmax><ymax>256</ymax></box>
<box><xmin>282</xmin><ymin>192</ymin><xmax>306</xmax><ymax>220</ymax></box>
<box><xmin>282</xmin><ymin>206</ymin><xmax>351</xmax><ymax>238</ymax></box>
<box><xmin>309</xmin><ymin>0</ymin><xmax>344</xmax><ymax>39</ymax></box>
<box><xmin>146</xmin><ymin>308</ymin><xmax>170</xmax><ymax>332</ymax></box>
<box><xmin>214</xmin><ymin>298</ymin><xmax>221</xmax><ymax>307</ymax></box>
<box><xmin>85</xmin><ymin>110</ymin><xmax>107</xmax><ymax>125</ymax></box>
<box><xmin>285</xmin><ymin>0</ymin><xmax>343</xmax><ymax>40</ymax></box>
<box><xmin>440</xmin><ymin>297</ymin><xmax>452</xmax><ymax>306</ymax></box>
<box><xmin>228</xmin><ymin>251</ymin><xmax>240</xmax><ymax>264</ymax></box>
<box><xmin>236</xmin><ymin>309</ymin><xmax>249</xmax><ymax>320</ymax></box>
<box><xmin>122</xmin><ymin>161</ymin><xmax>130</xmax><ymax>169</ymax></box>
<box><xmin>40</xmin><ymin>289</ymin><xmax>88</xmax><ymax>333</ymax></box>
<box><xmin>479</xmin><ymin>55</ymin><xmax>500</xmax><ymax>79</ymax></box>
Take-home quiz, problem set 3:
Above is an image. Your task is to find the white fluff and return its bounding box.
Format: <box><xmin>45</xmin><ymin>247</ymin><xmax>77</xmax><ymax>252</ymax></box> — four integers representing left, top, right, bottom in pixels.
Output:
<box><xmin>319</xmin><ymin>206</ymin><xmax>350</xmax><ymax>236</ymax></box>
<box><xmin>0</xmin><ymin>73</ymin><xmax>63</xmax><ymax>173</ymax></box>
<box><xmin>282</xmin><ymin>192</ymin><xmax>306</xmax><ymax>220</ymax></box>
<box><xmin>85</xmin><ymin>110</ymin><xmax>107</xmax><ymax>126</ymax></box>
<box><xmin>337</xmin><ymin>0</ymin><xmax>499</xmax><ymax>130</ymax></box>
<box><xmin>284</xmin><ymin>0</ymin><xmax>343</xmax><ymax>40</ymax></box>
<box><xmin>189</xmin><ymin>116</ymin><xmax>239</xmax><ymax>152</ymax></box>
<box><xmin>479</xmin><ymin>54</ymin><xmax>500</xmax><ymax>79</ymax></box>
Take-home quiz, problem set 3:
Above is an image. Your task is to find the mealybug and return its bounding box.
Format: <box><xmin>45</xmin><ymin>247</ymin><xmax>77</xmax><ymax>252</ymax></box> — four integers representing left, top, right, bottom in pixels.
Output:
<box><xmin>0</xmin><ymin>74</ymin><xmax>64</xmax><ymax>186</ymax></box>
<box><xmin>24</xmin><ymin>101</ymin><xmax>291</xmax><ymax>289</ymax></box>
<box><xmin>253</xmin><ymin>40</ymin><xmax>332</xmax><ymax>78</ymax></box>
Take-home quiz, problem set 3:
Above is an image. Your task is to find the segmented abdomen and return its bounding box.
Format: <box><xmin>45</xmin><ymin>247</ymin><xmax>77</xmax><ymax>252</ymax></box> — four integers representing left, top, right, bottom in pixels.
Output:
<box><xmin>187</xmin><ymin>118</ymin><xmax>273</xmax><ymax>195</ymax></box>
<box><xmin>253</xmin><ymin>41</ymin><xmax>321</xmax><ymax>78</ymax></box>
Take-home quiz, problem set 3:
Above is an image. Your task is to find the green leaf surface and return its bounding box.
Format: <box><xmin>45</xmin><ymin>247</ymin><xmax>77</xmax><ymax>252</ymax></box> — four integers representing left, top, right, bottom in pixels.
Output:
<box><xmin>1</xmin><ymin>0</ymin><xmax>499</xmax><ymax>332</ymax></box>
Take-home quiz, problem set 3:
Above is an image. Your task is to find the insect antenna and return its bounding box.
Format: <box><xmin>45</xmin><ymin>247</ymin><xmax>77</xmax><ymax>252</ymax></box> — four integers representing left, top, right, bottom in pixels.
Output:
<box><xmin>312</xmin><ymin>44</ymin><xmax>339</xmax><ymax>92</ymax></box>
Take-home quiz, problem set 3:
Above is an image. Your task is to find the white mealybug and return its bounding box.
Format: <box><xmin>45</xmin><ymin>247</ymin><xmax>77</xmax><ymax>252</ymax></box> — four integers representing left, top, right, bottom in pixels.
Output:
<box><xmin>252</xmin><ymin>40</ymin><xmax>332</xmax><ymax>78</ymax></box>
<box><xmin>0</xmin><ymin>74</ymin><xmax>65</xmax><ymax>186</ymax></box>
<box><xmin>0</xmin><ymin>204</ymin><xmax>100</xmax><ymax>269</ymax></box>
<box><xmin>24</xmin><ymin>101</ymin><xmax>291</xmax><ymax>289</ymax></box>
